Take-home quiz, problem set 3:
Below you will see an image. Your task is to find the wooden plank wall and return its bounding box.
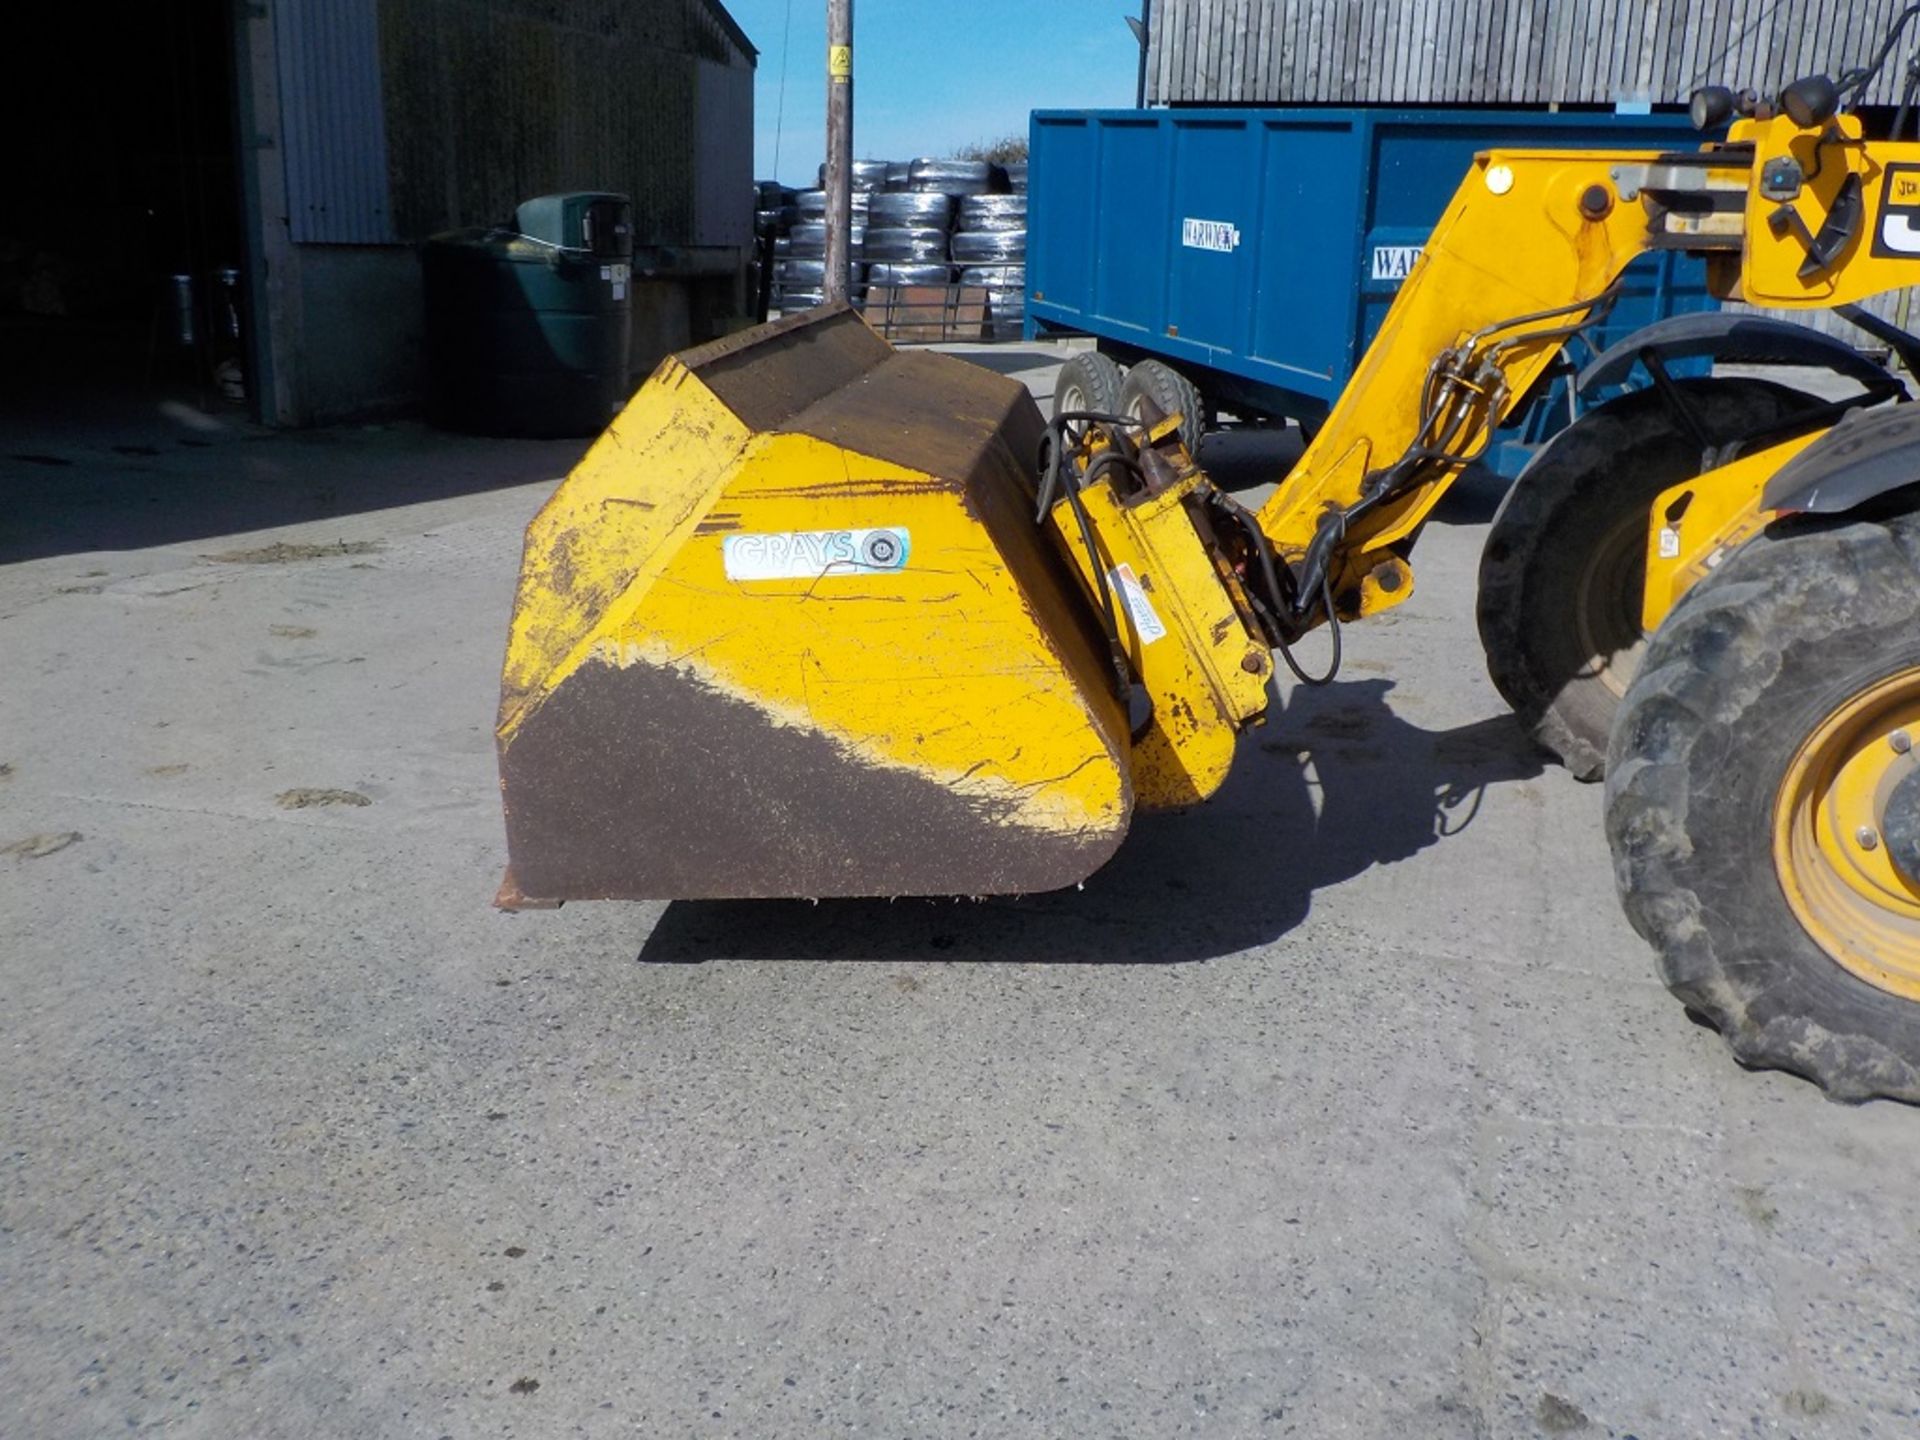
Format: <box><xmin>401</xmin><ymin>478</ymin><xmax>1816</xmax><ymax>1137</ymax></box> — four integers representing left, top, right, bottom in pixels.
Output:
<box><xmin>1143</xmin><ymin>0</ymin><xmax>1919</xmax><ymax>343</ymax></box>
<box><xmin>1147</xmin><ymin>0</ymin><xmax>1912</xmax><ymax>106</ymax></box>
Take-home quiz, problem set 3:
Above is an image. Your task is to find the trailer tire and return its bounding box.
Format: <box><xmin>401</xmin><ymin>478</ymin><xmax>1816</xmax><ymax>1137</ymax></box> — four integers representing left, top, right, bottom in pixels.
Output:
<box><xmin>909</xmin><ymin>158</ymin><xmax>996</xmax><ymax>195</ymax></box>
<box><xmin>1606</xmin><ymin>509</ymin><xmax>1920</xmax><ymax>1102</ymax></box>
<box><xmin>1477</xmin><ymin>378</ymin><xmax>1819</xmax><ymax>781</ymax></box>
<box><xmin>1119</xmin><ymin>359</ymin><xmax>1205</xmax><ymax>454</ymax></box>
<box><xmin>1053</xmin><ymin>352</ymin><xmax>1126</xmax><ymax>422</ymax></box>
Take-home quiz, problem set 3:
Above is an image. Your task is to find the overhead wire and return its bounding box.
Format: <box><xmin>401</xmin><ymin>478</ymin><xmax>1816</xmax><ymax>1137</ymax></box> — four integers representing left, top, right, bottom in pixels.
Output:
<box><xmin>771</xmin><ymin>0</ymin><xmax>796</xmax><ymax>182</ymax></box>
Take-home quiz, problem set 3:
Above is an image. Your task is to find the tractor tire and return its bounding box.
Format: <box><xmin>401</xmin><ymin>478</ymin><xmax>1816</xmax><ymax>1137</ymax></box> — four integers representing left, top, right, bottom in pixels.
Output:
<box><xmin>1477</xmin><ymin>378</ymin><xmax>1819</xmax><ymax>781</ymax></box>
<box><xmin>951</xmin><ymin>231</ymin><xmax>1027</xmax><ymax>263</ymax></box>
<box><xmin>1053</xmin><ymin>352</ymin><xmax>1125</xmax><ymax>421</ymax></box>
<box><xmin>1606</xmin><ymin>508</ymin><xmax>1920</xmax><ymax>1102</ymax></box>
<box><xmin>909</xmin><ymin>158</ymin><xmax>996</xmax><ymax>195</ymax></box>
<box><xmin>863</xmin><ymin>262</ymin><xmax>951</xmax><ymax>288</ymax></box>
<box><xmin>959</xmin><ymin>195</ymin><xmax>1027</xmax><ymax>232</ymax></box>
<box><xmin>1118</xmin><ymin>359</ymin><xmax>1205</xmax><ymax>453</ymax></box>
<box><xmin>864</xmin><ymin>227</ymin><xmax>948</xmax><ymax>262</ymax></box>
<box><xmin>868</xmin><ymin>192</ymin><xmax>955</xmax><ymax>228</ymax></box>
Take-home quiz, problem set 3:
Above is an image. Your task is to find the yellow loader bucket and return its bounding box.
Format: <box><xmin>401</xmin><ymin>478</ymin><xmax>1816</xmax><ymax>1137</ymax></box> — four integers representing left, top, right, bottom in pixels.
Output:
<box><xmin>495</xmin><ymin>305</ymin><xmax>1135</xmax><ymax>903</ymax></box>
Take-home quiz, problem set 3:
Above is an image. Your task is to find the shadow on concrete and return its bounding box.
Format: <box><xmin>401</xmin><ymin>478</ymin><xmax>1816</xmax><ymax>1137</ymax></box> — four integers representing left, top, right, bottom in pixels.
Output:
<box><xmin>1</xmin><ymin>390</ymin><xmax>587</xmax><ymax>564</ymax></box>
<box><xmin>638</xmin><ymin>678</ymin><xmax>1543</xmax><ymax>966</ymax></box>
<box><xmin>934</xmin><ymin>347</ymin><xmax>1072</xmax><ymax>379</ymax></box>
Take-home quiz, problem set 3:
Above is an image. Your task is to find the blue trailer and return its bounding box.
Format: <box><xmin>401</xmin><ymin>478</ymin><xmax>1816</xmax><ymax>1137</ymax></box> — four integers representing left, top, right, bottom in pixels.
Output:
<box><xmin>1026</xmin><ymin>106</ymin><xmax>1719</xmax><ymax>470</ymax></box>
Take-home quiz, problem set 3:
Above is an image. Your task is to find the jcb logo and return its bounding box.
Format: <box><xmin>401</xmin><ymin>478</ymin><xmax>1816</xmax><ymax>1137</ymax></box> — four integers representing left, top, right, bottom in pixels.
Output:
<box><xmin>1874</xmin><ymin>163</ymin><xmax>1920</xmax><ymax>257</ymax></box>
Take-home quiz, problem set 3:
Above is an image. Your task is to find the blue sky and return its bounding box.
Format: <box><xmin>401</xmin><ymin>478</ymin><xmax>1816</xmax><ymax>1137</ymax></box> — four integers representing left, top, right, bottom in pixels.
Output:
<box><xmin>721</xmin><ymin>1</ymin><xmax>1143</xmax><ymax>186</ymax></box>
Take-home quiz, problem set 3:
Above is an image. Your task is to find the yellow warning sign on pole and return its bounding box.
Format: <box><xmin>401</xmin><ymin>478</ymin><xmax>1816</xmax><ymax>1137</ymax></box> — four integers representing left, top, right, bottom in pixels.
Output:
<box><xmin>829</xmin><ymin>44</ymin><xmax>852</xmax><ymax>80</ymax></box>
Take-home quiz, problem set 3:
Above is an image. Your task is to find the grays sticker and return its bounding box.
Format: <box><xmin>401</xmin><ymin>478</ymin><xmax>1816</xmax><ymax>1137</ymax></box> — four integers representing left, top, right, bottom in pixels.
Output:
<box><xmin>1873</xmin><ymin>163</ymin><xmax>1920</xmax><ymax>258</ymax></box>
<box><xmin>1371</xmin><ymin>245</ymin><xmax>1422</xmax><ymax>282</ymax></box>
<box><xmin>723</xmin><ymin>527</ymin><xmax>911</xmax><ymax>582</ymax></box>
<box><xmin>1181</xmin><ymin>217</ymin><xmax>1242</xmax><ymax>253</ymax></box>
<box><xmin>1109</xmin><ymin>564</ymin><xmax>1167</xmax><ymax>646</ymax></box>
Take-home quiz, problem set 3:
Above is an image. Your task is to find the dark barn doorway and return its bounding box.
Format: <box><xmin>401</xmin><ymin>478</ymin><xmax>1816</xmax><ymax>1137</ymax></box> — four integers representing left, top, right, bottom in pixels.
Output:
<box><xmin>3</xmin><ymin>0</ymin><xmax>245</xmax><ymax>418</ymax></box>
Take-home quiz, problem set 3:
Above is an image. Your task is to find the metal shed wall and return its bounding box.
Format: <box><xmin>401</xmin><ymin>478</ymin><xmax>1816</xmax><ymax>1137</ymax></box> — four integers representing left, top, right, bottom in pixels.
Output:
<box><xmin>276</xmin><ymin>0</ymin><xmax>396</xmax><ymax>243</ymax></box>
<box><xmin>1147</xmin><ymin>1</ymin><xmax>1912</xmax><ymax>107</ymax></box>
<box><xmin>378</xmin><ymin>0</ymin><xmax>755</xmax><ymax>246</ymax></box>
<box><xmin>275</xmin><ymin>0</ymin><xmax>754</xmax><ymax>246</ymax></box>
<box><xmin>249</xmin><ymin>0</ymin><xmax>757</xmax><ymax>425</ymax></box>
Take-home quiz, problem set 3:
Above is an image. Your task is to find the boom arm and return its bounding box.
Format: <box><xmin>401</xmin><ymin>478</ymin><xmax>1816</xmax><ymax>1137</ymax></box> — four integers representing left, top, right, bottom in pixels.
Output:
<box><xmin>1250</xmin><ymin>113</ymin><xmax>1920</xmax><ymax>633</ymax></box>
<box><xmin>1037</xmin><ymin>113</ymin><xmax>1918</xmax><ymax>816</ymax></box>
<box><xmin>1252</xmin><ymin>147</ymin><xmax>1669</xmax><ymax>623</ymax></box>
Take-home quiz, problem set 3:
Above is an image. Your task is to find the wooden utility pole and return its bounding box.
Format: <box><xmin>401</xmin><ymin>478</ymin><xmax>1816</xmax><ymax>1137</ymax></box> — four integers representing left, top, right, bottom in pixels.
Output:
<box><xmin>823</xmin><ymin>0</ymin><xmax>854</xmax><ymax>305</ymax></box>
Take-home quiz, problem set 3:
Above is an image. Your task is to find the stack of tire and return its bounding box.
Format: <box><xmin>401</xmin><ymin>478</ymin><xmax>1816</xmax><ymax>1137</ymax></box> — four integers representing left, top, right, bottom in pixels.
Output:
<box><xmin>819</xmin><ymin>160</ymin><xmax>894</xmax><ymax>193</ymax></box>
<box><xmin>773</xmin><ymin>187</ymin><xmax>871</xmax><ymax>310</ymax></box>
<box><xmin>762</xmin><ymin>157</ymin><xmax>1028</xmax><ymax>334</ymax></box>
<box><xmin>954</xmin><ymin>188</ymin><xmax>1026</xmax><ymax>341</ymax></box>
<box><xmin>863</xmin><ymin>190</ymin><xmax>954</xmax><ymax>293</ymax></box>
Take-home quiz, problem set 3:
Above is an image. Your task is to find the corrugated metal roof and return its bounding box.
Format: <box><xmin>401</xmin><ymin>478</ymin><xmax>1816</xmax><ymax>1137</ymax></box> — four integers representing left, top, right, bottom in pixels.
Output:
<box><xmin>1148</xmin><ymin>0</ymin><xmax>1913</xmax><ymax>106</ymax></box>
<box><xmin>700</xmin><ymin>0</ymin><xmax>759</xmax><ymax>63</ymax></box>
<box><xmin>1141</xmin><ymin>2</ymin><xmax>1920</xmax><ymax>343</ymax></box>
<box><xmin>276</xmin><ymin>0</ymin><xmax>395</xmax><ymax>244</ymax></box>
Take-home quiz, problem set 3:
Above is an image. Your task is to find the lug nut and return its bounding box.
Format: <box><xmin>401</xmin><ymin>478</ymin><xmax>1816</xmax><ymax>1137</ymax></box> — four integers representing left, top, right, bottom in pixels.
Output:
<box><xmin>1892</xmin><ymin>730</ymin><xmax>1913</xmax><ymax>755</ymax></box>
<box><xmin>1857</xmin><ymin>826</ymin><xmax>1881</xmax><ymax>850</ymax></box>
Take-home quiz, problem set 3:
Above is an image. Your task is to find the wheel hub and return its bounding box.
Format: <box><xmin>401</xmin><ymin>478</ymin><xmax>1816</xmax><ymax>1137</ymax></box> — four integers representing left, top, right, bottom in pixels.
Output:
<box><xmin>1886</xmin><ymin>764</ymin><xmax>1920</xmax><ymax>892</ymax></box>
<box><xmin>1773</xmin><ymin>667</ymin><xmax>1920</xmax><ymax>999</ymax></box>
<box><xmin>1574</xmin><ymin>513</ymin><xmax>1649</xmax><ymax>699</ymax></box>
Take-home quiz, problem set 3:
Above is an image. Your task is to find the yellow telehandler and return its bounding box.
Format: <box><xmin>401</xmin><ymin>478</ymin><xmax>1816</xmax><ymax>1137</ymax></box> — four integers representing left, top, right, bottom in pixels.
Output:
<box><xmin>495</xmin><ymin>23</ymin><xmax>1920</xmax><ymax>1102</ymax></box>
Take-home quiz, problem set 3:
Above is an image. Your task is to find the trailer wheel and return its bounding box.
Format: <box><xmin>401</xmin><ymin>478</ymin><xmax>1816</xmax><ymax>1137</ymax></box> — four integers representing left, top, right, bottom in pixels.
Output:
<box><xmin>1477</xmin><ymin>378</ymin><xmax>1818</xmax><ymax>781</ymax></box>
<box><xmin>1053</xmin><ymin>352</ymin><xmax>1125</xmax><ymax>422</ymax></box>
<box><xmin>1119</xmin><ymin>360</ymin><xmax>1205</xmax><ymax>454</ymax></box>
<box><xmin>1607</xmin><ymin>509</ymin><xmax>1920</xmax><ymax>1102</ymax></box>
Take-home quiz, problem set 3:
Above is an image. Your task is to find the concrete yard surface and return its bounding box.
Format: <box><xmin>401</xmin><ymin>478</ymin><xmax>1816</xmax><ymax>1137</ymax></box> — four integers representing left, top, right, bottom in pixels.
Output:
<box><xmin>3</xmin><ymin>351</ymin><xmax>1919</xmax><ymax>1438</ymax></box>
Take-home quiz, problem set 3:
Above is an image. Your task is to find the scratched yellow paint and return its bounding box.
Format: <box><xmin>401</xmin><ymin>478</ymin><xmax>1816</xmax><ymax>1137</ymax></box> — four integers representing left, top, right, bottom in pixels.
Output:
<box><xmin>1055</xmin><ymin>473</ymin><xmax>1271</xmax><ymax>810</ymax></box>
<box><xmin>500</xmin><ymin>353</ymin><xmax>1130</xmax><ymax>847</ymax></box>
<box><xmin>1255</xmin><ymin>127</ymin><xmax>1920</xmax><ymax>628</ymax></box>
<box><xmin>1639</xmin><ymin>431</ymin><xmax>1824</xmax><ymax>633</ymax></box>
<box><xmin>610</xmin><ymin>429</ymin><xmax>1128</xmax><ymax>835</ymax></box>
<box><xmin>1256</xmin><ymin>148</ymin><xmax>1678</xmax><ymax>614</ymax></box>
<box><xmin>499</xmin><ymin>357</ymin><xmax>754</xmax><ymax>735</ymax></box>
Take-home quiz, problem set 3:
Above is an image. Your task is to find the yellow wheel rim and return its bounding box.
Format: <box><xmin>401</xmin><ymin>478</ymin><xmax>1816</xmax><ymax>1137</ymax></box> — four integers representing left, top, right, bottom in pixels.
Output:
<box><xmin>1773</xmin><ymin>665</ymin><xmax>1920</xmax><ymax>999</ymax></box>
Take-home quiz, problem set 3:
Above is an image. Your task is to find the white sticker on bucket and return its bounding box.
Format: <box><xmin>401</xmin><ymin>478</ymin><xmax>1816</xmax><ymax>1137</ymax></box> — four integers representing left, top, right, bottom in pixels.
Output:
<box><xmin>1109</xmin><ymin>563</ymin><xmax>1167</xmax><ymax>646</ymax></box>
<box><xmin>723</xmin><ymin>527</ymin><xmax>911</xmax><ymax>581</ymax></box>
